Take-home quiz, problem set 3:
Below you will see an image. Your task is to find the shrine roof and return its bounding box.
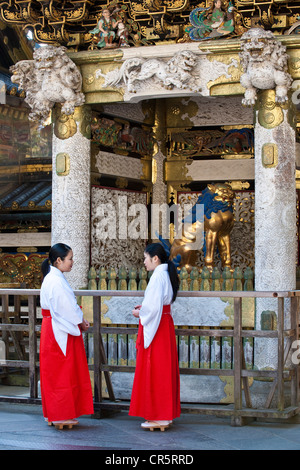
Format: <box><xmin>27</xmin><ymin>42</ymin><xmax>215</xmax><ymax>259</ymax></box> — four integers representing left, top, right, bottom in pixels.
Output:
<box><xmin>0</xmin><ymin>182</ymin><xmax>51</xmax><ymax>211</ymax></box>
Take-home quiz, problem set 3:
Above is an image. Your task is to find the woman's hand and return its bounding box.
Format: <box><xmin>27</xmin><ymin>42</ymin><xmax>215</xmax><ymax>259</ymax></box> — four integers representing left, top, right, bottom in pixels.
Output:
<box><xmin>132</xmin><ymin>308</ymin><xmax>140</xmax><ymax>318</ymax></box>
<box><xmin>80</xmin><ymin>318</ymin><xmax>90</xmax><ymax>331</ymax></box>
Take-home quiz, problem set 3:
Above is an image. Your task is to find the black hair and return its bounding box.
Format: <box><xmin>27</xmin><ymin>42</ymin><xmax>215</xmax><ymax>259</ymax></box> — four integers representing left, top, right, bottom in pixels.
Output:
<box><xmin>41</xmin><ymin>243</ymin><xmax>72</xmax><ymax>280</ymax></box>
<box><xmin>144</xmin><ymin>242</ymin><xmax>179</xmax><ymax>303</ymax></box>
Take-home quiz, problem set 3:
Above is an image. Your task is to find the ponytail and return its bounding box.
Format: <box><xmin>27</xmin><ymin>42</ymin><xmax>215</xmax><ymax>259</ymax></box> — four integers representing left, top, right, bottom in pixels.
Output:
<box><xmin>167</xmin><ymin>259</ymin><xmax>179</xmax><ymax>303</ymax></box>
<box><xmin>145</xmin><ymin>243</ymin><xmax>180</xmax><ymax>303</ymax></box>
<box><xmin>41</xmin><ymin>258</ymin><xmax>51</xmax><ymax>280</ymax></box>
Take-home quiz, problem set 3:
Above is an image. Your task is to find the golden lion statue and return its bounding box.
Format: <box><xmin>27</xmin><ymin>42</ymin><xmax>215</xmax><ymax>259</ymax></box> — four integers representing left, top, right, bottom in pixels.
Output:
<box><xmin>168</xmin><ymin>183</ymin><xmax>235</xmax><ymax>271</ymax></box>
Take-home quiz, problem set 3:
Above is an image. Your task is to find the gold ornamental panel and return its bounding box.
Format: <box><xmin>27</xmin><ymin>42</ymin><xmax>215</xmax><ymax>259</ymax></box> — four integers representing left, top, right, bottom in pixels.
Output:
<box><xmin>0</xmin><ymin>1</ymin><xmax>299</xmax><ymax>49</ymax></box>
<box><xmin>256</xmin><ymin>89</ymin><xmax>286</xmax><ymax>129</ymax></box>
<box><xmin>56</xmin><ymin>153</ymin><xmax>70</xmax><ymax>176</ymax></box>
<box><xmin>262</xmin><ymin>143</ymin><xmax>278</xmax><ymax>168</ymax></box>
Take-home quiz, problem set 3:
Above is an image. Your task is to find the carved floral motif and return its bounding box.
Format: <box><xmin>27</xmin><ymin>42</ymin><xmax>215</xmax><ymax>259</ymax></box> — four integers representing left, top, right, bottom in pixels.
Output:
<box><xmin>91</xmin><ymin>115</ymin><xmax>153</xmax><ymax>156</ymax></box>
<box><xmin>91</xmin><ymin>187</ymin><xmax>147</xmax><ymax>270</ymax></box>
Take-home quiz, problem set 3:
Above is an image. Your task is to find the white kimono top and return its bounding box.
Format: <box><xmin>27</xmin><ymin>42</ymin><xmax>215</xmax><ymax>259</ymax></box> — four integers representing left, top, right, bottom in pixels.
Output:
<box><xmin>139</xmin><ymin>263</ymin><xmax>174</xmax><ymax>349</ymax></box>
<box><xmin>40</xmin><ymin>265</ymin><xmax>83</xmax><ymax>355</ymax></box>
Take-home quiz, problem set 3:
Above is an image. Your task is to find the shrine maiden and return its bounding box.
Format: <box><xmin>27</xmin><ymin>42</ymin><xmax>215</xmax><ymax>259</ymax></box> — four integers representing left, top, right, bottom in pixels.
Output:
<box><xmin>129</xmin><ymin>243</ymin><xmax>181</xmax><ymax>431</ymax></box>
<box><xmin>39</xmin><ymin>243</ymin><xmax>94</xmax><ymax>428</ymax></box>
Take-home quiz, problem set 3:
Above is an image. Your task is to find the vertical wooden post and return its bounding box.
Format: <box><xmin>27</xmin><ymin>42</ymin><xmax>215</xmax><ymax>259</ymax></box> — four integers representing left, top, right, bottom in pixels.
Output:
<box><xmin>277</xmin><ymin>297</ymin><xmax>284</xmax><ymax>411</ymax></box>
<box><xmin>290</xmin><ymin>295</ymin><xmax>299</xmax><ymax>407</ymax></box>
<box><xmin>232</xmin><ymin>296</ymin><xmax>242</xmax><ymax>425</ymax></box>
<box><xmin>1</xmin><ymin>295</ymin><xmax>9</xmax><ymax>357</ymax></box>
<box><xmin>93</xmin><ymin>295</ymin><xmax>101</xmax><ymax>403</ymax></box>
<box><xmin>28</xmin><ymin>295</ymin><xmax>37</xmax><ymax>399</ymax></box>
<box><xmin>93</xmin><ymin>294</ymin><xmax>115</xmax><ymax>409</ymax></box>
<box><xmin>14</xmin><ymin>295</ymin><xmax>24</xmax><ymax>358</ymax></box>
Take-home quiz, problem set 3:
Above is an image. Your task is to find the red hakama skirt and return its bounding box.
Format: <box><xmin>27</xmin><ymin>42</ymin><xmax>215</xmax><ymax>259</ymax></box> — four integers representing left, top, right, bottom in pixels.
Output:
<box><xmin>40</xmin><ymin>309</ymin><xmax>94</xmax><ymax>422</ymax></box>
<box><xmin>129</xmin><ymin>305</ymin><xmax>181</xmax><ymax>421</ymax></box>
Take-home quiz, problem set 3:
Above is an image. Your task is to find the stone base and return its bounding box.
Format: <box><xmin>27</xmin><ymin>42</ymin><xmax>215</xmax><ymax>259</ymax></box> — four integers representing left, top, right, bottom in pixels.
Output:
<box><xmin>105</xmin><ymin>372</ymin><xmax>232</xmax><ymax>404</ymax></box>
<box><xmin>98</xmin><ymin>372</ymin><xmax>293</xmax><ymax>411</ymax></box>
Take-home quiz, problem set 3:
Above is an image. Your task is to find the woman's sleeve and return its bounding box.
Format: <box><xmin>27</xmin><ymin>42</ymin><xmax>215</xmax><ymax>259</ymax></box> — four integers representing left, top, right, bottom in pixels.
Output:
<box><xmin>139</xmin><ymin>274</ymin><xmax>164</xmax><ymax>348</ymax></box>
<box><xmin>48</xmin><ymin>280</ymin><xmax>83</xmax><ymax>336</ymax></box>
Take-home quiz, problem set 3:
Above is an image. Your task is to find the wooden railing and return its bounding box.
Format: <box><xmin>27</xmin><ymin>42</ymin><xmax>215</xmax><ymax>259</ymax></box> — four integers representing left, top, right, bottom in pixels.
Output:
<box><xmin>0</xmin><ymin>288</ymin><xmax>299</xmax><ymax>426</ymax></box>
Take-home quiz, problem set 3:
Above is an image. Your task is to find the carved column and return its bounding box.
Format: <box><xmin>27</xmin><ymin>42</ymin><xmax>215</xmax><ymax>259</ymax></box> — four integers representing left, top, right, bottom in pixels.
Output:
<box><xmin>254</xmin><ymin>90</ymin><xmax>297</xmax><ymax>375</ymax></box>
<box><xmin>51</xmin><ymin>105</ymin><xmax>91</xmax><ymax>289</ymax></box>
<box><xmin>151</xmin><ymin>99</ymin><xmax>168</xmax><ymax>239</ymax></box>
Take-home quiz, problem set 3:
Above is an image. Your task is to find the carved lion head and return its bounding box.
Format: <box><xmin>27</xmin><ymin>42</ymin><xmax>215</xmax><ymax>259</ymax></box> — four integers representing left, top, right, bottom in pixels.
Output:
<box><xmin>33</xmin><ymin>45</ymin><xmax>68</xmax><ymax>70</ymax></box>
<box><xmin>167</xmin><ymin>50</ymin><xmax>197</xmax><ymax>74</ymax></box>
<box><xmin>240</xmin><ymin>27</ymin><xmax>289</xmax><ymax>71</ymax></box>
<box><xmin>207</xmin><ymin>183</ymin><xmax>234</xmax><ymax>206</ymax></box>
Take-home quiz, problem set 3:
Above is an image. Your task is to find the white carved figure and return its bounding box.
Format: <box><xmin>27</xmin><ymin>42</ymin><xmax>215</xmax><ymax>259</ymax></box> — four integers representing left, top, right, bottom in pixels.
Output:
<box><xmin>98</xmin><ymin>50</ymin><xmax>199</xmax><ymax>93</ymax></box>
<box><xmin>239</xmin><ymin>28</ymin><xmax>292</xmax><ymax>106</ymax></box>
<box><xmin>10</xmin><ymin>45</ymin><xmax>85</xmax><ymax>123</ymax></box>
